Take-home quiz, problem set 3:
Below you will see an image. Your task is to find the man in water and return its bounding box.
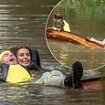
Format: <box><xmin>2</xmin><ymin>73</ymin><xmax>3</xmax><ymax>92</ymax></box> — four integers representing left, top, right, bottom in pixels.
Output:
<box><xmin>0</xmin><ymin>50</ymin><xmax>17</xmax><ymax>65</ymax></box>
<box><xmin>0</xmin><ymin>50</ymin><xmax>32</xmax><ymax>83</ymax></box>
<box><xmin>14</xmin><ymin>46</ymin><xmax>83</xmax><ymax>89</ymax></box>
<box><xmin>0</xmin><ymin>47</ymin><xmax>83</xmax><ymax>89</ymax></box>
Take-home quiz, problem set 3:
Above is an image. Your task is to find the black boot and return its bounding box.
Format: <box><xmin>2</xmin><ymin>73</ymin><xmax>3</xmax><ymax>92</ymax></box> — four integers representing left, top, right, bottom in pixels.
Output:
<box><xmin>72</xmin><ymin>61</ymin><xmax>83</xmax><ymax>89</ymax></box>
<box><xmin>64</xmin><ymin>74</ymin><xmax>72</xmax><ymax>88</ymax></box>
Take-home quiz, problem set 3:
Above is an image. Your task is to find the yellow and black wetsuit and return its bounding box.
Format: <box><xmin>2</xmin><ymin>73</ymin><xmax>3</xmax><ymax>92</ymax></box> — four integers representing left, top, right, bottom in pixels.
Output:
<box><xmin>0</xmin><ymin>64</ymin><xmax>32</xmax><ymax>83</ymax></box>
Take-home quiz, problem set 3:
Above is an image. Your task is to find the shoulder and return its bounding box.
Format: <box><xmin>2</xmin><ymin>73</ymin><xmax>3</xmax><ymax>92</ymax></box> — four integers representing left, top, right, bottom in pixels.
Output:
<box><xmin>0</xmin><ymin>63</ymin><xmax>9</xmax><ymax>69</ymax></box>
<box><xmin>63</xmin><ymin>20</ymin><xmax>69</xmax><ymax>24</ymax></box>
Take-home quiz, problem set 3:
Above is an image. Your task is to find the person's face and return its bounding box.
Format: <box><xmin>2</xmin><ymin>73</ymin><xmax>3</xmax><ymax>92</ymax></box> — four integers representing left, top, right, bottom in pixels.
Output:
<box><xmin>16</xmin><ymin>48</ymin><xmax>31</xmax><ymax>67</ymax></box>
<box><xmin>1</xmin><ymin>51</ymin><xmax>17</xmax><ymax>65</ymax></box>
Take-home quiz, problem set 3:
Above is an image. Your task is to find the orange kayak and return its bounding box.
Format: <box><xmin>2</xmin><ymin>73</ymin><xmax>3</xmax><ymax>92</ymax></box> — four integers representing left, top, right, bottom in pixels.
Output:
<box><xmin>82</xmin><ymin>77</ymin><xmax>103</xmax><ymax>90</ymax></box>
<box><xmin>47</xmin><ymin>29</ymin><xmax>104</xmax><ymax>49</ymax></box>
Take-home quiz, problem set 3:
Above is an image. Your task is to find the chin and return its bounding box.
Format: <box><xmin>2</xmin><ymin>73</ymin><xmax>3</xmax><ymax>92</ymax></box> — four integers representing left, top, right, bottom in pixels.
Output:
<box><xmin>22</xmin><ymin>64</ymin><xmax>29</xmax><ymax>67</ymax></box>
<box><xmin>10</xmin><ymin>62</ymin><xmax>17</xmax><ymax>65</ymax></box>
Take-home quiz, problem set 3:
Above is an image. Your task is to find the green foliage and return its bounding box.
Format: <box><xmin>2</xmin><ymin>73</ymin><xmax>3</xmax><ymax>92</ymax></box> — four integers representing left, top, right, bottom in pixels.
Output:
<box><xmin>50</xmin><ymin>0</ymin><xmax>105</xmax><ymax>36</ymax></box>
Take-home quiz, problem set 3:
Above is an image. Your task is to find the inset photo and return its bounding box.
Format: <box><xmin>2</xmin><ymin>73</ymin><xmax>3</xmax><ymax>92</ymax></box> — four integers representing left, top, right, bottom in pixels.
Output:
<box><xmin>45</xmin><ymin>0</ymin><xmax>105</xmax><ymax>70</ymax></box>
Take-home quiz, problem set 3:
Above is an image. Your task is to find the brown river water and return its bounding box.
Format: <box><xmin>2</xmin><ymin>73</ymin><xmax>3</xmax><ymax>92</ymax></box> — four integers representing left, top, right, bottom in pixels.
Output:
<box><xmin>0</xmin><ymin>0</ymin><xmax>104</xmax><ymax>105</ymax></box>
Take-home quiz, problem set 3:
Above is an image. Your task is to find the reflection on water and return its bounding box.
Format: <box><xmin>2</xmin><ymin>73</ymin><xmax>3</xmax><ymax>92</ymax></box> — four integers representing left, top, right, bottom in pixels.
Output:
<box><xmin>0</xmin><ymin>0</ymin><xmax>104</xmax><ymax>105</ymax></box>
<box><xmin>0</xmin><ymin>0</ymin><xmax>59</xmax><ymax>61</ymax></box>
<box><xmin>48</xmin><ymin>39</ymin><xmax>105</xmax><ymax>70</ymax></box>
<box><xmin>0</xmin><ymin>83</ymin><xmax>103</xmax><ymax>105</ymax></box>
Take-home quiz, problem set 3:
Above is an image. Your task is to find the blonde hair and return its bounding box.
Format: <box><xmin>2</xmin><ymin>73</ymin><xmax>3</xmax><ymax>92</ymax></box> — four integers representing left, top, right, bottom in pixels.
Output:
<box><xmin>0</xmin><ymin>50</ymin><xmax>11</xmax><ymax>63</ymax></box>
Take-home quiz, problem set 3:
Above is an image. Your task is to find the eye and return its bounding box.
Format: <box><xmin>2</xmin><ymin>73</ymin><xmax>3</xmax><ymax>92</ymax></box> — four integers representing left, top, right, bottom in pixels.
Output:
<box><xmin>26</xmin><ymin>53</ymin><xmax>30</xmax><ymax>57</ymax></box>
<box><xmin>4</xmin><ymin>54</ymin><xmax>9</xmax><ymax>57</ymax></box>
<box><xmin>19</xmin><ymin>53</ymin><xmax>24</xmax><ymax>57</ymax></box>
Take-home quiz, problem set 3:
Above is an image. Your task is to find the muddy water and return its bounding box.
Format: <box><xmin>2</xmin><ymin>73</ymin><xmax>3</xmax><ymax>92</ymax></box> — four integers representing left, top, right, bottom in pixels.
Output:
<box><xmin>0</xmin><ymin>0</ymin><xmax>104</xmax><ymax>105</ymax></box>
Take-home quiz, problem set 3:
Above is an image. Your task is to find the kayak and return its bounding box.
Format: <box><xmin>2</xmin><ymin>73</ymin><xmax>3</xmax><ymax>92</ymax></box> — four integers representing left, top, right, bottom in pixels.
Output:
<box><xmin>46</xmin><ymin>29</ymin><xmax>104</xmax><ymax>49</ymax></box>
<box><xmin>81</xmin><ymin>65</ymin><xmax>105</xmax><ymax>90</ymax></box>
<box><xmin>82</xmin><ymin>77</ymin><xmax>102</xmax><ymax>90</ymax></box>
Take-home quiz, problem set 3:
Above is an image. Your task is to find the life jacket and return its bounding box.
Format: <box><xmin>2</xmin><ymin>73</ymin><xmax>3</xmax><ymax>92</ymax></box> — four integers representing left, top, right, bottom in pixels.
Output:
<box><xmin>63</xmin><ymin>20</ymin><xmax>71</xmax><ymax>32</ymax></box>
<box><xmin>6</xmin><ymin>64</ymin><xmax>32</xmax><ymax>83</ymax></box>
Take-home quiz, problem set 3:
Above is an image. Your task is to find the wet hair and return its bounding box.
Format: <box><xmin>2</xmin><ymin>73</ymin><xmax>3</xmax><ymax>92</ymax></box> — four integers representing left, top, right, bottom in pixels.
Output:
<box><xmin>54</xmin><ymin>13</ymin><xmax>63</xmax><ymax>19</ymax></box>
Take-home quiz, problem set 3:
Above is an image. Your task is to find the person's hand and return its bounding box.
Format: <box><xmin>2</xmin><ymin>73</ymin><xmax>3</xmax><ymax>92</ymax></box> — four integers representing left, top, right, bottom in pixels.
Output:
<box><xmin>52</xmin><ymin>26</ymin><xmax>57</xmax><ymax>30</ymax></box>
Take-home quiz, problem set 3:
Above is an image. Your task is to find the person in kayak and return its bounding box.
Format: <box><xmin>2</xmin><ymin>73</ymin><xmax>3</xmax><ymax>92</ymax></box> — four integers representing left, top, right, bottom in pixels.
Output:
<box><xmin>52</xmin><ymin>13</ymin><xmax>71</xmax><ymax>32</ymax></box>
<box><xmin>14</xmin><ymin>46</ymin><xmax>83</xmax><ymax>89</ymax></box>
<box><xmin>0</xmin><ymin>50</ymin><xmax>32</xmax><ymax>83</ymax></box>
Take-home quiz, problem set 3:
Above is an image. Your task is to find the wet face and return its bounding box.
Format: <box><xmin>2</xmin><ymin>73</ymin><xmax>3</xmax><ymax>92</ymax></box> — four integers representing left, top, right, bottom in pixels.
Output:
<box><xmin>16</xmin><ymin>48</ymin><xmax>31</xmax><ymax>67</ymax></box>
<box><xmin>1</xmin><ymin>51</ymin><xmax>17</xmax><ymax>65</ymax></box>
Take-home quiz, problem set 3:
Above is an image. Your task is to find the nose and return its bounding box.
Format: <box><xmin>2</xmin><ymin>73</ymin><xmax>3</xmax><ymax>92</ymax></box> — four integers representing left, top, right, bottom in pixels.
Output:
<box><xmin>10</xmin><ymin>54</ymin><xmax>15</xmax><ymax>59</ymax></box>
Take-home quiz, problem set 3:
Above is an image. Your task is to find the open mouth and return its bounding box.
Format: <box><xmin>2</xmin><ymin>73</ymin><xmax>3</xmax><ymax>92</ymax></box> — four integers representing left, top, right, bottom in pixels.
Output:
<box><xmin>23</xmin><ymin>61</ymin><xmax>29</xmax><ymax>64</ymax></box>
<box><xmin>10</xmin><ymin>58</ymin><xmax>15</xmax><ymax>62</ymax></box>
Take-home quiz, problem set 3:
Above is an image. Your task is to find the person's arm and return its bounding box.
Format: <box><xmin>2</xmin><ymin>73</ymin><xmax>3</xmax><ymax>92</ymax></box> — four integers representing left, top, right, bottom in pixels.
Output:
<box><xmin>93</xmin><ymin>40</ymin><xmax>104</xmax><ymax>45</ymax></box>
<box><xmin>89</xmin><ymin>37</ymin><xmax>104</xmax><ymax>45</ymax></box>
